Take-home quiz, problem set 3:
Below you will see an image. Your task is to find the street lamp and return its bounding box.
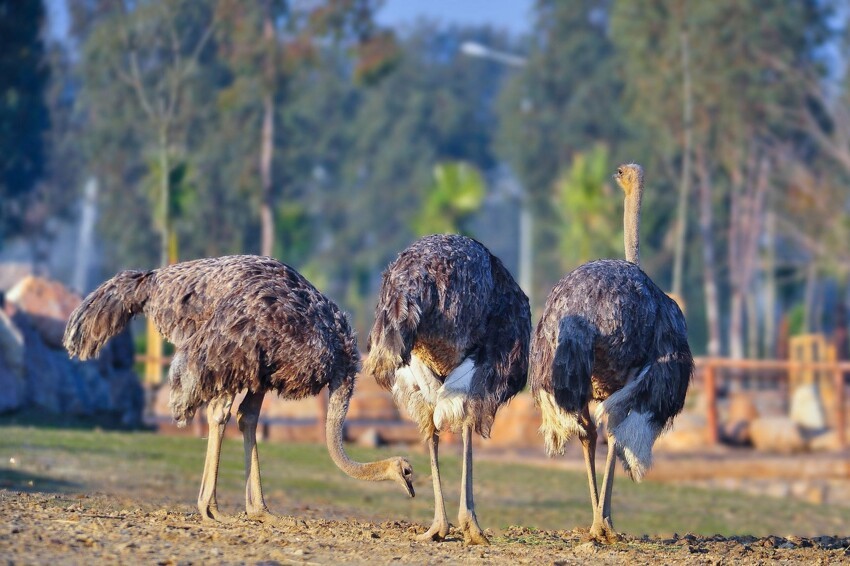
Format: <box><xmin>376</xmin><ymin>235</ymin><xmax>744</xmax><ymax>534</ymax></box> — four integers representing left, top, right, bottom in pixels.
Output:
<box><xmin>460</xmin><ymin>40</ymin><xmax>534</xmax><ymax>307</ymax></box>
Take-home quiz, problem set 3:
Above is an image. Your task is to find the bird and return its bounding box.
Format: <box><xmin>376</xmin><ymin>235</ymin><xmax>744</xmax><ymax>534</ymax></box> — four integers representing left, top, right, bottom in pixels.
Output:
<box><xmin>364</xmin><ymin>234</ymin><xmax>530</xmax><ymax>545</ymax></box>
<box><xmin>63</xmin><ymin>255</ymin><xmax>414</xmax><ymax>525</ymax></box>
<box><xmin>529</xmin><ymin>164</ymin><xmax>693</xmax><ymax>543</ymax></box>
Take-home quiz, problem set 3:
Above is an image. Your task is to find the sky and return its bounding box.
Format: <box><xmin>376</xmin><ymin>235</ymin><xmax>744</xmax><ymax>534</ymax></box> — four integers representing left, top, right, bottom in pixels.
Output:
<box><xmin>46</xmin><ymin>0</ymin><xmax>533</xmax><ymax>41</ymax></box>
<box><xmin>377</xmin><ymin>0</ymin><xmax>532</xmax><ymax>36</ymax></box>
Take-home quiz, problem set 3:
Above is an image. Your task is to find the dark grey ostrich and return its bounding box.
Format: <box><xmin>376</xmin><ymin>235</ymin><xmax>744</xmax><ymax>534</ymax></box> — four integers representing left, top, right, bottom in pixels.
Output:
<box><xmin>364</xmin><ymin>234</ymin><xmax>530</xmax><ymax>545</ymax></box>
<box><xmin>529</xmin><ymin>164</ymin><xmax>693</xmax><ymax>543</ymax></box>
<box><xmin>63</xmin><ymin>255</ymin><xmax>414</xmax><ymax>524</ymax></box>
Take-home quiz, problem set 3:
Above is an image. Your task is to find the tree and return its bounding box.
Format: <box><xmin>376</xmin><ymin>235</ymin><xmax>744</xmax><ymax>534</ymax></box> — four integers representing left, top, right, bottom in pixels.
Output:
<box><xmin>412</xmin><ymin>161</ymin><xmax>485</xmax><ymax>237</ymax></box>
<box><xmin>0</xmin><ymin>0</ymin><xmax>49</xmax><ymax>243</ymax></box>
<box><xmin>497</xmin><ymin>0</ymin><xmax>626</xmax><ymax>305</ymax></box>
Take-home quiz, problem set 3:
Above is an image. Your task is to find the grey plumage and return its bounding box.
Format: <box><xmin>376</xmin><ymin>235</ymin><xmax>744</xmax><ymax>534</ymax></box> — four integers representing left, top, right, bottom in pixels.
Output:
<box><xmin>64</xmin><ymin>255</ymin><xmax>414</xmax><ymax>523</ymax></box>
<box><xmin>365</xmin><ymin>234</ymin><xmax>530</xmax><ymax>545</ymax></box>
<box><xmin>530</xmin><ymin>259</ymin><xmax>693</xmax><ymax>462</ymax></box>
<box><xmin>529</xmin><ymin>163</ymin><xmax>693</xmax><ymax>543</ymax></box>
<box><xmin>366</xmin><ymin>234</ymin><xmax>530</xmax><ymax>437</ymax></box>
<box><xmin>64</xmin><ymin>255</ymin><xmax>358</xmax><ymax>423</ymax></box>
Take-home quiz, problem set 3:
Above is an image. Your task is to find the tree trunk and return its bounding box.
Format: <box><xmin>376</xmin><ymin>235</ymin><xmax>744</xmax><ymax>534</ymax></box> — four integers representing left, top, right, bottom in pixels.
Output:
<box><xmin>803</xmin><ymin>262</ymin><xmax>818</xmax><ymax>333</ymax></box>
<box><xmin>158</xmin><ymin>127</ymin><xmax>170</xmax><ymax>268</ymax></box>
<box><xmin>746</xmin><ymin>288</ymin><xmax>759</xmax><ymax>359</ymax></box>
<box><xmin>762</xmin><ymin>207</ymin><xmax>777</xmax><ymax>358</ymax></box>
<box><xmin>696</xmin><ymin>148</ymin><xmax>722</xmax><ymax>356</ymax></box>
<box><xmin>260</xmin><ymin>91</ymin><xmax>275</xmax><ymax>257</ymax></box>
<box><xmin>672</xmin><ymin>26</ymin><xmax>692</xmax><ymax>298</ymax></box>
<box><xmin>259</xmin><ymin>4</ymin><xmax>276</xmax><ymax>258</ymax></box>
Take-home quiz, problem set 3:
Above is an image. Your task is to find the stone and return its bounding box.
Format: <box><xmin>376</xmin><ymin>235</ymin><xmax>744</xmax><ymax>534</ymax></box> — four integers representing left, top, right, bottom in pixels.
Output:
<box><xmin>749</xmin><ymin>417</ymin><xmax>807</xmax><ymax>454</ymax></box>
<box><xmin>485</xmin><ymin>393</ymin><xmax>541</xmax><ymax>449</ymax></box>
<box><xmin>6</xmin><ymin>276</ymin><xmax>82</xmax><ymax>349</ymax></box>
<box><xmin>723</xmin><ymin>392</ymin><xmax>759</xmax><ymax>445</ymax></box>
<box><xmin>789</xmin><ymin>384</ymin><xmax>827</xmax><ymax>432</ymax></box>
<box><xmin>655</xmin><ymin>413</ymin><xmax>708</xmax><ymax>452</ymax></box>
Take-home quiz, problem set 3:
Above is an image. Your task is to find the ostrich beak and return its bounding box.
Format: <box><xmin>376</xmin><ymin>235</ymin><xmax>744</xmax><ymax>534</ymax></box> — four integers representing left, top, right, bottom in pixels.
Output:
<box><xmin>397</xmin><ymin>458</ymin><xmax>415</xmax><ymax>497</ymax></box>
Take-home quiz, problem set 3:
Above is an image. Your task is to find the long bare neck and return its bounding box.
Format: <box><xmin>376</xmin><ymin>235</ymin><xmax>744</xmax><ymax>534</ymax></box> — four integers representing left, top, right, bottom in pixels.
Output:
<box><xmin>623</xmin><ymin>181</ymin><xmax>643</xmax><ymax>265</ymax></box>
<box><xmin>325</xmin><ymin>376</ymin><xmax>391</xmax><ymax>481</ymax></box>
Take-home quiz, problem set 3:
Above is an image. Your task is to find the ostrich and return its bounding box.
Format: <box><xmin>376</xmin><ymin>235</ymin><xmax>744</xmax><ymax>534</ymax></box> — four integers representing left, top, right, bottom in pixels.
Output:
<box><xmin>63</xmin><ymin>255</ymin><xmax>414</xmax><ymax>524</ymax></box>
<box><xmin>365</xmin><ymin>234</ymin><xmax>530</xmax><ymax>545</ymax></box>
<box><xmin>529</xmin><ymin>164</ymin><xmax>693</xmax><ymax>543</ymax></box>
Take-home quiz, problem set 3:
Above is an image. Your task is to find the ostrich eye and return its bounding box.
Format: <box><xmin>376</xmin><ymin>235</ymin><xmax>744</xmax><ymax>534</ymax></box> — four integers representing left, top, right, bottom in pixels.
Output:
<box><xmin>617</xmin><ymin>168</ymin><xmax>623</xmax><ymax>175</ymax></box>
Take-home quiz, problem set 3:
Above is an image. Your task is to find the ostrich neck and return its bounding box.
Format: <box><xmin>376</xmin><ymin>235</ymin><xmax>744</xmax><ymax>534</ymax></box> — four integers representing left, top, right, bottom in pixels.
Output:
<box><xmin>623</xmin><ymin>184</ymin><xmax>643</xmax><ymax>266</ymax></box>
<box><xmin>325</xmin><ymin>377</ymin><xmax>390</xmax><ymax>481</ymax></box>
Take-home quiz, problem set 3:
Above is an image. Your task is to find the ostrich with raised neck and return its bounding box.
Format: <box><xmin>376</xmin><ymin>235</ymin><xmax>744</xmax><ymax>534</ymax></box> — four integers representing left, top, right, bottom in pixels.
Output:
<box><xmin>64</xmin><ymin>255</ymin><xmax>414</xmax><ymax>524</ymax></box>
<box><xmin>529</xmin><ymin>164</ymin><xmax>692</xmax><ymax>542</ymax></box>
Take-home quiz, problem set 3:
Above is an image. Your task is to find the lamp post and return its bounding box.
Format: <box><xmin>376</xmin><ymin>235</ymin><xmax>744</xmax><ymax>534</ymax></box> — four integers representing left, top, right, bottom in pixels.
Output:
<box><xmin>460</xmin><ymin>41</ymin><xmax>534</xmax><ymax>307</ymax></box>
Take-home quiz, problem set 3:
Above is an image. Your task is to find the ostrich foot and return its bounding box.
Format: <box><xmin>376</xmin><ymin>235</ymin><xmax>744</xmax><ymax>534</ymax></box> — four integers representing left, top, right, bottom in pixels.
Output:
<box><xmin>246</xmin><ymin>509</ymin><xmax>306</xmax><ymax>528</ymax></box>
<box><xmin>588</xmin><ymin>519</ymin><xmax>620</xmax><ymax>544</ymax></box>
<box><xmin>199</xmin><ymin>505</ymin><xmax>234</xmax><ymax>524</ymax></box>
<box><xmin>458</xmin><ymin>512</ymin><xmax>489</xmax><ymax>546</ymax></box>
<box><xmin>416</xmin><ymin>520</ymin><xmax>450</xmax><ymax>542</ymax></box>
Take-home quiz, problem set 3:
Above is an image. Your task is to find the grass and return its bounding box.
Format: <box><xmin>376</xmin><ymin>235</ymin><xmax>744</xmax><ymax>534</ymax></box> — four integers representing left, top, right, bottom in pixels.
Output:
<box><xmin>1</xmin><ymin>424</ymin><xmax>848</xmax><ymax>537</ymax></box>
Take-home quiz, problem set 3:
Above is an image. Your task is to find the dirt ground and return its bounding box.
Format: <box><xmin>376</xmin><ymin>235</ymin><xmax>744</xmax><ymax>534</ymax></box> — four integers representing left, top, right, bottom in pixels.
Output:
<box><xmin>1</xmin><ymin>489</ymin><xmax>848</xmax><ymax>565</ymax></box>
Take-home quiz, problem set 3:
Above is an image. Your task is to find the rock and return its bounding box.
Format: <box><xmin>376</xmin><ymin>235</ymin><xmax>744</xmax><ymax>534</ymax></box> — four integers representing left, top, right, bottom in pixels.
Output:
<box><xmin>0</xmin><ymin>309</ymin><xmax>26</xmax><ymax>413</ymax></box>
<box><xmin>655</xmin><ymin>413</ymin><xmax>708</xmax><ymax>452</ymax></box>
<box><xmin>789</xmin><ymin>384</ymin><xmax>827</xmax><ymax>432</ymax></box>
<box><xmin>486</xmin><ymin>393</ymin><xmax>541</xmax><ymax>449</ymax></box>
<box><xmin>723</xmin><ymin>393</ymin><xmax>759</xmax><ymax>445</ymax></box>
<box><xmin>749</xmin><ymin>417</ymin><xmax>807</xmax><ymax>454</ymax></box>
<box><xmin>356</xmin><ymin>427</ymin><xmax>384</xmax><ymax>448</ymax></box>
<box><xmin>0</xmin><ymin>275</ymin><xmax>143</xmax><ymax>427</ymax></box>
<box><xmin>808</xmin><ymin>430</ymin><xmax>841</xmax><ymax>452</ymax></box>
<box><xmin>6</xmin><ymin>275</ymin><xmax>82</xmax><ymax>349</ymax></box>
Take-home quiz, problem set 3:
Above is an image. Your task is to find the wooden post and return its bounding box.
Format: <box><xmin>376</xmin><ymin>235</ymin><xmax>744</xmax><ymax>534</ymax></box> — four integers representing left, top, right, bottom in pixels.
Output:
<box><xmin>836</xmin><ymin>367</ymin><xmax>846</xmax><ymax>449</ymax></box>
<box><xmin>704</xmin><ymin>363</ymin><xmax>719</xmax><ymax>445</ymax></box>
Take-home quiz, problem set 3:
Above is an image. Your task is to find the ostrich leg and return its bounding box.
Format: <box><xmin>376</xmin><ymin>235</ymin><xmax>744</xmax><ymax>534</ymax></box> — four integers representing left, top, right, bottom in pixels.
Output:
<box><xmin>237</xmin><ymin>390</ymin><xmax>302</xmax><ymax>527</ymax></box>
<box><xmin>417</xmin><ymin>431</ymin><xmax>450</xmax><ymax>541</ymax></box>
<box><xmin>458</xmin><ymin>423</ymin><xmax>489</xmax><ymax>545</ymax></box>
<box><xmin>590</xmin><ymin>433</ymin><xmax>620</xmax><ymax>543</ymax></box>
<box><xmin>198</xmin><ymin>394</ymin><xmax>234</xmax><ymax>522</ymax></box>
<box><xmin>579</xmin><ymin>408</ymin><xmax>600</xmax><ymax>512</ymax></box>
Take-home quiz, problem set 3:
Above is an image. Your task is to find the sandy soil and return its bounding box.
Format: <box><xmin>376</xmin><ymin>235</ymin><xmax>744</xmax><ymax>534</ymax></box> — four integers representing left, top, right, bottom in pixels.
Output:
<box><xmin>2</xmin><ymin>489</ymin><xmax>849</xmax><ymax>565</ymax></box>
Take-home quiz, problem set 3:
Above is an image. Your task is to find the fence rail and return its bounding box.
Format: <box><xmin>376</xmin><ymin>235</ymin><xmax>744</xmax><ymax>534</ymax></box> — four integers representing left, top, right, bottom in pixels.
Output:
<box><xmin>694</xmin><ymin>357</ymin><xmax>848</xmax><ymax>449</ymax></box>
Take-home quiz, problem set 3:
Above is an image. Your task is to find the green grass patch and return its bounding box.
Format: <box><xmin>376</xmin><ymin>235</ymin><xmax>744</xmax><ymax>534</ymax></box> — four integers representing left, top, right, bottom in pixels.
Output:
<box><xmin>1</xmin><ymin>424</ymin><xmax>848</xmax><ymax>537</ymax></box>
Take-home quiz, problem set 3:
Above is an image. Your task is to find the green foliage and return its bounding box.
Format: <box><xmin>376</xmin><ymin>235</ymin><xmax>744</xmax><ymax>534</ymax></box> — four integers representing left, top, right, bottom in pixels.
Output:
<box><xmin>0</xmin><ymin>0</ymin><xmax>49</xmax><ymax>241</ymax></box>
<box><xmin>413</xmin><ymin>161</ymin><xmax>485</xmax><ymax>237</ymax></box>
<box><xmin>555</xmin><ymin>145</ymin><xmax>623</xmax><ymax>270</ymax></box>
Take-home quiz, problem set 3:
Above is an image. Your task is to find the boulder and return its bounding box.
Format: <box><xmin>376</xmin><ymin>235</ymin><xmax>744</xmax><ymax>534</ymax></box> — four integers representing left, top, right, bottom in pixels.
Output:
<box><xmin>6</xmin><ymin>275</ymin><xmax>82</xmax><ymax>349</ymax></box>
<box><xmin>722</xmin><ymin>392</ymin><xmax>759</xmax><ymax>445</ymax></box>
<box><xmin>789</xmin><ymin>384</ymin><xmax>827</xmax><ymax>432</ymax></box>
<box><xmin>655</xmin><ymin>413</ymin><xmax>709</xmax><ymax>452</ymax></box>
<box><xmin>750</xmin><ymin>417</ymin><xmax>807</xmax><ymax>454</ymax></box>
<box><xmin>486</xmin><ymin>393</ymin><xmax>541</xmax><ymax>449</ymax></box>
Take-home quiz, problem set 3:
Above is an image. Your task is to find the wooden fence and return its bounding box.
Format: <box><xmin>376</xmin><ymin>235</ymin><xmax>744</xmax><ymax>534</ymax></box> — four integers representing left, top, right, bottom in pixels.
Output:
<box><xmin>695</xmin><ymin>357</ymin><xmax>849</xmax><ymax>449</ymax></box>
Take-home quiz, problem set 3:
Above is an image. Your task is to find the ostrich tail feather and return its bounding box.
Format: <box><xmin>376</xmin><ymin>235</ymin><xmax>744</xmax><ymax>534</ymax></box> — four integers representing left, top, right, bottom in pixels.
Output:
<box><xmin>63</xmin><ymin>270</ymin><xmax>153</xmax><ymax>360</ymax></box>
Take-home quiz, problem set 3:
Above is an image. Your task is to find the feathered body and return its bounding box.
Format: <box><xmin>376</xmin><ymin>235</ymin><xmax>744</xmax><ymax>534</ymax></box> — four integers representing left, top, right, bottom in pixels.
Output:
<box><xmin>530</xmin><ymin>259</ymin><xmax>693</xmax><ymax>478</ymax></box>
<box><xmin>366</xmin><ymin>234</ymin><xmax>530</xmax><ymax>436</ymax></box>
<box><xmin>365</xmin><ymin>234</ymin><xmax>530</xmax><ymax>545</ymax></box>
<box><xmin>529</xmin><ymin>163</ymin><xmax>693</xmax><ymax>543</ymax></box>
<box><xmin>64</xmin><ymin>255</ymin><xmax>414</xmax><ymax>523</ymax></box>
<box><xmin>64</xmin><ymin>255</ymin><xmax>358</xmax><ymax>425</ymax></box>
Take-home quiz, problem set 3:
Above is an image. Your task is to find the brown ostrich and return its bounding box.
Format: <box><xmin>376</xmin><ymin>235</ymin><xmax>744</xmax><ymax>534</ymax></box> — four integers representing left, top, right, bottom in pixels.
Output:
<box><xmin>64</xmin><ymin>255</ymin><xmax>414</xmax><ymax>524</ymax></box>
<box><xmin>529</xmin><ymin>164</ymin><xmax>693</xmax><ymax>542</ymax></box>
<box><xmin>365</xmin><ymin>234</ymin><xmax>530</xmax><ymax>545</ymax></box>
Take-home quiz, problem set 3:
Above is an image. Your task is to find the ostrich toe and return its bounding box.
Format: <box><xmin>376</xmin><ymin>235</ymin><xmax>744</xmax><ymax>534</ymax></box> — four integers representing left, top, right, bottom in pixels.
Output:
<box><xmin>246</xmin><ymin>510</ymin><xmax>306</xmax><ymax>529</ymax></box>
<box><xmin>588</xmin><ymin>519</ymin><xmax>621</xmax><ymax>544</ymax></box>
<box><xmin>458</xmin><ymin>512</ymin><xmax>489</xmax><ymax>546</ymax></box>
<box><xmin>416</xmin><ymin>520</ymin><xmax>450</xmax><ymax>542</ymax></box>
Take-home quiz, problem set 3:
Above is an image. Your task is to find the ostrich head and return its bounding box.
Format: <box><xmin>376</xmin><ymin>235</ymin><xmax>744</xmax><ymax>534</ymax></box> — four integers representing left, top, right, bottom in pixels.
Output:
<box><xmin>613</xmin><ymin>163</ymin><xmax>645</xmax><ymax>265</ymax></box>
<box><xmin>613</xmin><ymin>163</ymin><xmax>644</xmax><ymax>196</ymax></box>
<box><xmin>385</xmin><ymin>456</ymin><xmax>416</xmax><ymax>497</ymax></box>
